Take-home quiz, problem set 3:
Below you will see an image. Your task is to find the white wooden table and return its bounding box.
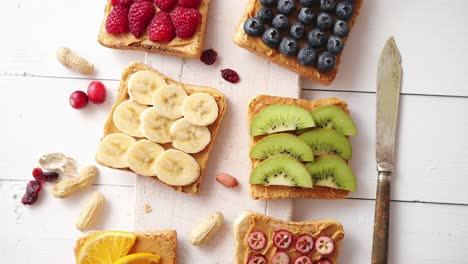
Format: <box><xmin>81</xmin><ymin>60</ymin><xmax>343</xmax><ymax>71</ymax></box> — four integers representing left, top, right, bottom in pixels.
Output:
<box><xmin>1</xmin><ymin>0</ymin><xmax>468</xmax><ymax>263</ymax></box>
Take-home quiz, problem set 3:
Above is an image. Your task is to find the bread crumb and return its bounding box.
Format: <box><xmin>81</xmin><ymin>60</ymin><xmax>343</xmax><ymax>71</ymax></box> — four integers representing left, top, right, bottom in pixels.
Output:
<box><xmin>144</xmin><ymin>204</ymin><xmax>152</xmax><ymax>214</ymax></box>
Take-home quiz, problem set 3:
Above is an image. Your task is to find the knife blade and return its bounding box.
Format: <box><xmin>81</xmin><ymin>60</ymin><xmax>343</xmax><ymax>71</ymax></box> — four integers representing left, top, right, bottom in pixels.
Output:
<box><xmin>371</xmin><ymin>36</ymin><xmax>402</xmax><ymax>264</ymax></box>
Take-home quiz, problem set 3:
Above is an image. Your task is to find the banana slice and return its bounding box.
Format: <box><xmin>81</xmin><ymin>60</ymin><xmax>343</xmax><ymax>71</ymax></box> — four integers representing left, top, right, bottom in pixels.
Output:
<box><xmin>113</xmin><ymin>100</ymin><xmax>148</xmax><ymax>137</ymax></box>
<box><xmin>140</xmin><ymin>107</ymin><xmax>175</xmax><ymax>144</ymax></box>
<box><xmin>155</xmin><ymin>149</ymin><xmax>200</xmax><ymax>186</ymax></box>
<box><xmin>152</xmin><ymin>84</ymin><xmax>188</xmax><ymax>120</ymax></box>
<box><xmin>170</xmin><ymin>118</ymin><xmax>211</xmax><ymax>154</ymax></box>
<box><xmin>96</xmin><ymin>133</ymin><xmax>137</xmax><ymax>168</ymax></box>
<box><xmin>128</xmin><ymin>70</ymin><xmax>167</xmax><ymax>105</ymax></box>
<box><xmin>127</xmin><ymin>139</ymin><xmax>165</xmax><ymax>176</ymax></box>
<box><xmin>182</xmin><ymin>92</ymin><xmax>219</xmax><ymax>126</ymax></box>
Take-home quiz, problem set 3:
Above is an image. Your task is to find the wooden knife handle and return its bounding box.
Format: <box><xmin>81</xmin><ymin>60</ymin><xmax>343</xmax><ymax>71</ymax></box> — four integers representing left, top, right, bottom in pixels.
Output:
<box><xmin>371</xmin><ymin>171</ymin><xmax>391</xmax><ymax>264</ymax></box>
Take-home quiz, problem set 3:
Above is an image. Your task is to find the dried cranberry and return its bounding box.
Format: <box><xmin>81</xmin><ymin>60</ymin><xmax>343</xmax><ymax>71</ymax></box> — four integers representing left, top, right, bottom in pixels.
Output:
<box><xmin>200</xmin><ymin>49</ymin><xmax>218</xmax><ymax>65</ymax></box>
<box><xmin>221</xmin><ymin>69</ymin><xmax>240</xmax><ymax>83</ymax></box>
<box><xmin>32</xmin><ymin>167</ymin><xmax>43</xmax><ymax>181</ymax></box>
<box><xmin>21</xmin><ymin>180</ymin><xmax>42</xmax><ymax>205</ymax></box>
<box><xmin>42</xmin><ymin>171</ymin><xmax>59</xmax><ymax>183</ymax></box>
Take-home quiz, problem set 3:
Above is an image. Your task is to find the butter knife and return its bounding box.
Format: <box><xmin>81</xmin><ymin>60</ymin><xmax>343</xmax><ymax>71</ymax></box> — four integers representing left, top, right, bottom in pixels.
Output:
<box><xmin>372</xmin><ymin>36</ymin><xmax>402</xmax><ymax>264</ymax></box>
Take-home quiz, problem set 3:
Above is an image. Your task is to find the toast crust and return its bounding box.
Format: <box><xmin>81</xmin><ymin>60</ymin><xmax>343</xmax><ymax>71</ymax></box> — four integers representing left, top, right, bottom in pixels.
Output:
<box><xmin>233</xmin><ymin>0</ymin><xmax>363</xmax><ymax>85</ymax></box>
<box><xmin>98</xmin><ymin>0</ymin><xmax>210</xmax><ymax>58</ymax></box>
<box><xmin>74</xmin><ymin>230</ymin><xmax>177</xmax><ymax>264</ymax></box>
<box><xmin>233</xmin><ymin>211</ymin><xmax>344</xmax><ymax>263</ymax></box>
<box><xmin>98</xmin><ymin>62</ymin><xmax>227</xmax><ymax>195</ymax></box>
<box><xmin>248</xmin><ymin>95</ymin><xmax>351</xmax><ymax>200</ymax></box>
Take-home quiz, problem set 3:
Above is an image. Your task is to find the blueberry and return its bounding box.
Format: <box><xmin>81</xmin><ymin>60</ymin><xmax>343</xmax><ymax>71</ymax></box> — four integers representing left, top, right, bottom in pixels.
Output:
<box><xmin>257</xmin><ymin>7</ymin><xmax>274</xmax><ymax>24</ymax></box>
<box><xmin>243</xmin><ymin>17</ymin><xmax>265</xmax><ymax>36</ymax></box>
<box><xmin>290</xmin><ymin>23</ymin><xmax>305</xmax><ymax>40</ymax></box>
<box><xmin>333</xmin><ymin>20</ymin><xmax>349</xmax><ymax>37</ymax></box>
<box><xmin>279</xmin><ymin>37</ymin><xmax>298</xmax><ymax>56</ymax></box>
<box><xmin>298</xmin><ymin>7</ymin><xmax>315</xmax><ymax>25</ymax></box>
<box><xmin>317</xmin><ymin>51</ymin><xmax>336</xmax><ymax>72</ymax></box>
<box><xmin>297</xmin><ymin>46</ymin><xmax>317</xmax><ymax>66</ymax></box>
<box><xmin>300</xmin><ymin>0</ymin><xmax>319</xmax><ymax>7</ymax></box>
<box><xmin>320</xmin><ymin>0</ymin><xmax>336</xmax><ymax>11</ymax></box>
<box><xmin>316</xmin><ymin>12</ymin><xmax>333</xmax><ymax>30</ymax></box>
<box><xmin>260</xmin><ymin>0</ymin><xmax>278</xmax><ymax>7</ymax></box>
<box><xmin>307</xmin><ymin>28</ymin><xmax>327</xmax><ymax>48</ymax></box>
<box><xmin>336</xmin><ymin>1</ymin><xmax>354</xmax><ymax>20</ymax></box>
<box><xmin>327</xmin><ymin>35</ymin><xmax>344</xmax><ymax>54</ymax></box>
<box><xmin>272</xmin><ymin>14</ymin><xmax>289</xmax><ymax>32</ymax></box>
<box><xmin>262</xmin><ymin>27</ymin><xmax>281</xmax><ymax>48</ymax></box>
<box><xmin>277</xmin><ymin>0</ymin><xmax>296</xmax><ymax>15</ymax></box>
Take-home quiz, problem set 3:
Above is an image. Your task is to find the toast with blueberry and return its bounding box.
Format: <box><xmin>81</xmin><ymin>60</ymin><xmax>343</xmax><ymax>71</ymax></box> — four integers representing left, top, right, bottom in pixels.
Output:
<box><xmin>248</xmin><ymin>95</ymin><xmax>358</xmax><ymax>200</ymax></box>
<box><xmin>234</xmin><ymin>0</ymin><xmax>363</xmax><ymax>85</ymax></box>
<box><xmin>233</xmin><ymin>210</ymin><xmax>344</xmax><ymax>264</ymax></box>
<box><xmin>98</xmin><ymin>0</ymin><xmax>210</xmax><ymax>58</ymax></box>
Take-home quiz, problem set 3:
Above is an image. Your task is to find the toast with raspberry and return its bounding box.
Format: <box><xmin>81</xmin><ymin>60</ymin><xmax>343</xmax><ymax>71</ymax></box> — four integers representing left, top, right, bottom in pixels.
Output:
<box><xmin>233</xmin><ymin>211</ymin><xmax>344</xmax><ymax>264</ymax></box>
<box><xmin>98</xmin><ymin>0</ymin><xmax>210</xmax><ymax>58</ymax></box>
<box><xmin>233</xmin><ymin>0</ymin><xmax>363</xmax><ymax>85</ymax></box>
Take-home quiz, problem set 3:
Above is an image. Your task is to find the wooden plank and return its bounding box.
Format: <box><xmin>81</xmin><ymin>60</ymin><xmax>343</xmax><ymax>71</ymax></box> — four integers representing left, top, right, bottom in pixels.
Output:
<box><xmin>0</xmin><ymin>180</ymin><xmax>134</xmax><ymax>263</ymax></box>
<box><xmin>301</xmin><ymin>90</ymin><xmax>468</xmax><ymax>204</ymax></box>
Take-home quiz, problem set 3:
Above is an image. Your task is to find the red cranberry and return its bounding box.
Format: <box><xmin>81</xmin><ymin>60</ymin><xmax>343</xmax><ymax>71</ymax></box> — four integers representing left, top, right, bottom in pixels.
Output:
<box><xmin>21</xmin><ymin>180</ymin><xmax>42</xmax><ymax>205</ymax></box>
<box><xmin>42</xmin><ymin>171</ymin><xmax>59</xmax><ymax>183</ymax></box>
<box><xmin>200</xmin><ymin>49</ymin><xmax>218</xmax><ymax>65</ymax></box>
<box><xmin>221</xmin><ymin>69</ymin><xmax>240</xmax><ymax>83</ymax></box>
<box><xmin>32</xmin><ymin>167</ymin><xmax>43</xmax><ymax>181</ymax></box>
<box><xmin>69</xmin><ymin>90</ymin><xmax>89</xmax><ymax>109</ymax></box>
<box><xmin>87</xmin><ymin>81</ymin><xmax>107</xmax><ymax>104</ymax></box>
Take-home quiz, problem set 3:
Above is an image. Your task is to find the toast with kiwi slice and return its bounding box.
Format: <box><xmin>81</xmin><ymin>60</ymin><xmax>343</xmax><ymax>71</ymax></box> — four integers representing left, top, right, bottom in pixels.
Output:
<box><xmin>248</xmin><ymin>95</ymin><xmax>357</xmax><ymax>199</ymax></box>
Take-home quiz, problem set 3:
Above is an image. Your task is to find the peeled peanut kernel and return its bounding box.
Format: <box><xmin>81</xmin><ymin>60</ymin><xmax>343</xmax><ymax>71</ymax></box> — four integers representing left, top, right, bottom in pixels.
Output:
<box><xmin>51</xmin><ymin>165</ymin><xmax>98</xmax><ymax>198</ymax></box>
<box><xmin>56</xmin><ymin>47</ymin><xmax>94</xmax><ymax>75</ymax></box>
<box><xmin>190</xmin><ymin>212</ymin><xmax>224</xmax><ymax>246</ymax></box>
<box><xmin>75</xmin><ymin>191</ymin><xmax>105</xmax><ymax>231</ymax></box>
<box><xmin>215</xmin><ymin>173</ymin><xmax>239</xmax><ymax>188</ymax></box>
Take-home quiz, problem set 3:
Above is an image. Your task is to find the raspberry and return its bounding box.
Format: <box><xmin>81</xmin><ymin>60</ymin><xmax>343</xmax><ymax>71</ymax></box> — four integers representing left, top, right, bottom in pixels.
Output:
<box><xmin>200</xmin><ymin>49</ymin><xmax>217</xmax><ymax>65</ymax></box>
<box><xmin>106</xmin><ymin>5</ymin><xmax>129</xmax><ymax>34</ymax></box>
<box><xmin>154</xmin><ymin>0</ymin><xmax>177</xmax><ymax>11</ymax></box>
<box><xmin>129</xmin><ymin>0</ymin><xmax>156</xmax><ymax>38</ymax></box>
<box><xmin>178</xmin><ymin>0</ymin><xmax>200</xmax><ymax>8</ymax></box>
<box><xmin>148</xmin><ymin>12</ymin><xmax>176</xmax><ymax>42</ymax></box>
<box><xmin>170</xmin><ymin>7</ymin><xmax>201</xmax><ymax>39</ymax></box>
<box><xmin>221</xmin><ymin>69</ymin><xmax>240</xmax><ymax>83</ymax></box>
<box><xmin>21</xmin><ymin>180</ymin><xmax>42</xmax><ymax>205</ymax></box>
<box><xmin>111</xmin><ymin>0</ymin><xmax>119</xmax><ymax>5</ymax></box>
<box><xmin>119</xmin><ymin>0</ymin><xmax>134</xmax><ymax>6</ymax></box>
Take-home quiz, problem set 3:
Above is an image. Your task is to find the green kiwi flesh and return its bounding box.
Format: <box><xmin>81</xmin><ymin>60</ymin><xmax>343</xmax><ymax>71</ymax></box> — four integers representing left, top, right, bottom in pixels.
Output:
<box><xmin>305</xmin><ymin>156</ymin><xmax>356</xmax><ymax>192</ymax></box>
<box><xmin>250</xmin><ymin>154</ymin><xmax>313</xmax><ymax>188</ymax></box>
<box><xmin>311</xmin><ymin>105</ymin><xmax>357</xmax><ymax>136</ymax></box>
<box><xmin>250</xmin><ymin>104</ymin><xmax>315</xmax><ymax>136</ymax></box>
<box><xmin>250</xmin><ymin>133</ymin><xmax>314</xmax><ymax>161</ymax></box>
<box><xmin>299</xmin><ymin>129</ymin><xmax>352</xmax><ymax>160</ymax></box>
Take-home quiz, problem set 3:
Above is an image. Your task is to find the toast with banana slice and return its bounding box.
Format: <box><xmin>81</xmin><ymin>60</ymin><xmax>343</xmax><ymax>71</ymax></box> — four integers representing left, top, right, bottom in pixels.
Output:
<box><xmin>233</xmin><ymin>211</ymin><xmax>344</xmax><ymax>264</ymax></box>
<box><xmin>75</xmin><ymin>230</ymin><xmax>177</xmax><ymax>264</ymax></box>
<box><xmin>248</xmin><ymin>95</ymin><xmax>357</xmax><ymax>200</ymax></box>
<box><xmin>96</xmin><ymin>62</ymin><xmax>227</xmax><ymax>195</ymax></box>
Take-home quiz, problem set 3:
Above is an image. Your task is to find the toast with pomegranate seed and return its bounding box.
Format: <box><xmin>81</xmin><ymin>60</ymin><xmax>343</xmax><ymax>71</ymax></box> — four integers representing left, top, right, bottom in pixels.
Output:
<box><xmin>248</xmin><ymin>95</ymin><xmax>357</xmax><ymax>200</ymax></box>
<box><xmin>233</xmin><ymin>0</ymin><xmax>363</xmax><ymax>85</ymax></box>
<box><xmin>233</xmin><ymin>210</ymin><xmax>344</xmax><ymax>264</ymax></box>
<box><xmin>74</xmin><ymin>230</ymin><xmax>177</xmax><ymax>264</ymax></box>
<box><xmin>98</xmin><ymin>0</ymin><xmax>210</xmax><ymax>58</ymax></box>
<box><xmin>96</xmin><ymin>62</ymin><xmax>227</xmax><ymax>195</ymax></box>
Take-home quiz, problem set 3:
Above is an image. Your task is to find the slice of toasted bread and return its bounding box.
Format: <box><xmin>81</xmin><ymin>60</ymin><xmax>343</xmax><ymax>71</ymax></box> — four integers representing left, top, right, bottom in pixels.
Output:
<box><xmin>98</xmin><ymin>0</ymin><xmax>210</xmax><ymax>58</ymax></box>
<box><xmin>248</xmin><ymin>95</ymin><xmax>352</xmax><ymax>199</ymax></box>
<box><xmin>74</xmin><ymin>230</ymin><xmax>177</xmax><ymax>264</ymax></box>
<box><xmin>233</xmin><ymin>0</ymin><xmax>363</xmax><ymax>85</ymax></box>
<box><xmin>98</xmin><ymin>62</ymin><xmax>227</xmax><ymax>195</ymax></box>
<box><xmin>233</xmin><ymin>211</ymin><xmax>344</xmax><ymax>263</ymax></box>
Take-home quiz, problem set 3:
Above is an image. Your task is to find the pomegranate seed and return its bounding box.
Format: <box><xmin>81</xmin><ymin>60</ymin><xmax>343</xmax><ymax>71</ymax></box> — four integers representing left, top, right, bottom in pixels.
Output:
<box><xmin>21</xmin><ymin>180</ymin><xmax>42</xmax><ymax>205</ymax></box>
<box><xmin>87</xmin><ymin>81</ymin><xmax>107</xmax><ymax>104</ymax></box>
<box><xmin>200</xmin><ymin>49</ymin><xmax>218</xmax><ymax>65</ymax></box>
<box><xmin>69</xmin><ymin>90</ymin><xmax>89</xmax><ymax>109</ymax></box>
<box><xmin>221</xmin><ymin>69</ymin><xmax>240</xmax><ymax>83</ymax></box>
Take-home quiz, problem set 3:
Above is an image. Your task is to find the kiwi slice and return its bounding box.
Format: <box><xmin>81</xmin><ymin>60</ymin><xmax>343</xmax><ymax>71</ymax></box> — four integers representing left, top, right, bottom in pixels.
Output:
<box><xmin>250</xmin><ymin>104</ymin><xmax>315</xmax><ymax>136</ymax></box>
<box><xmin>305</xmin><ymin>156</ymin><xmax>356</xmax><ymax>191</ymax></box>
<box><xmin>250</xmin><ymin>133</ymin><xmax>314</xmax><ymax>161</ymax></box>
<box><xmin>250</xmin><ymin>154</ymin><xmax>313</xmax><ymax>188</ymax></box>
<box><xmin>311</xmin><ymin>105</ymin><xmax>357</xmax><ymax>136</ymax></box>
<box><xmin>299</xmin><ymin>129</ymin><xmax>352</xmax><ymax>160</ymax></box>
